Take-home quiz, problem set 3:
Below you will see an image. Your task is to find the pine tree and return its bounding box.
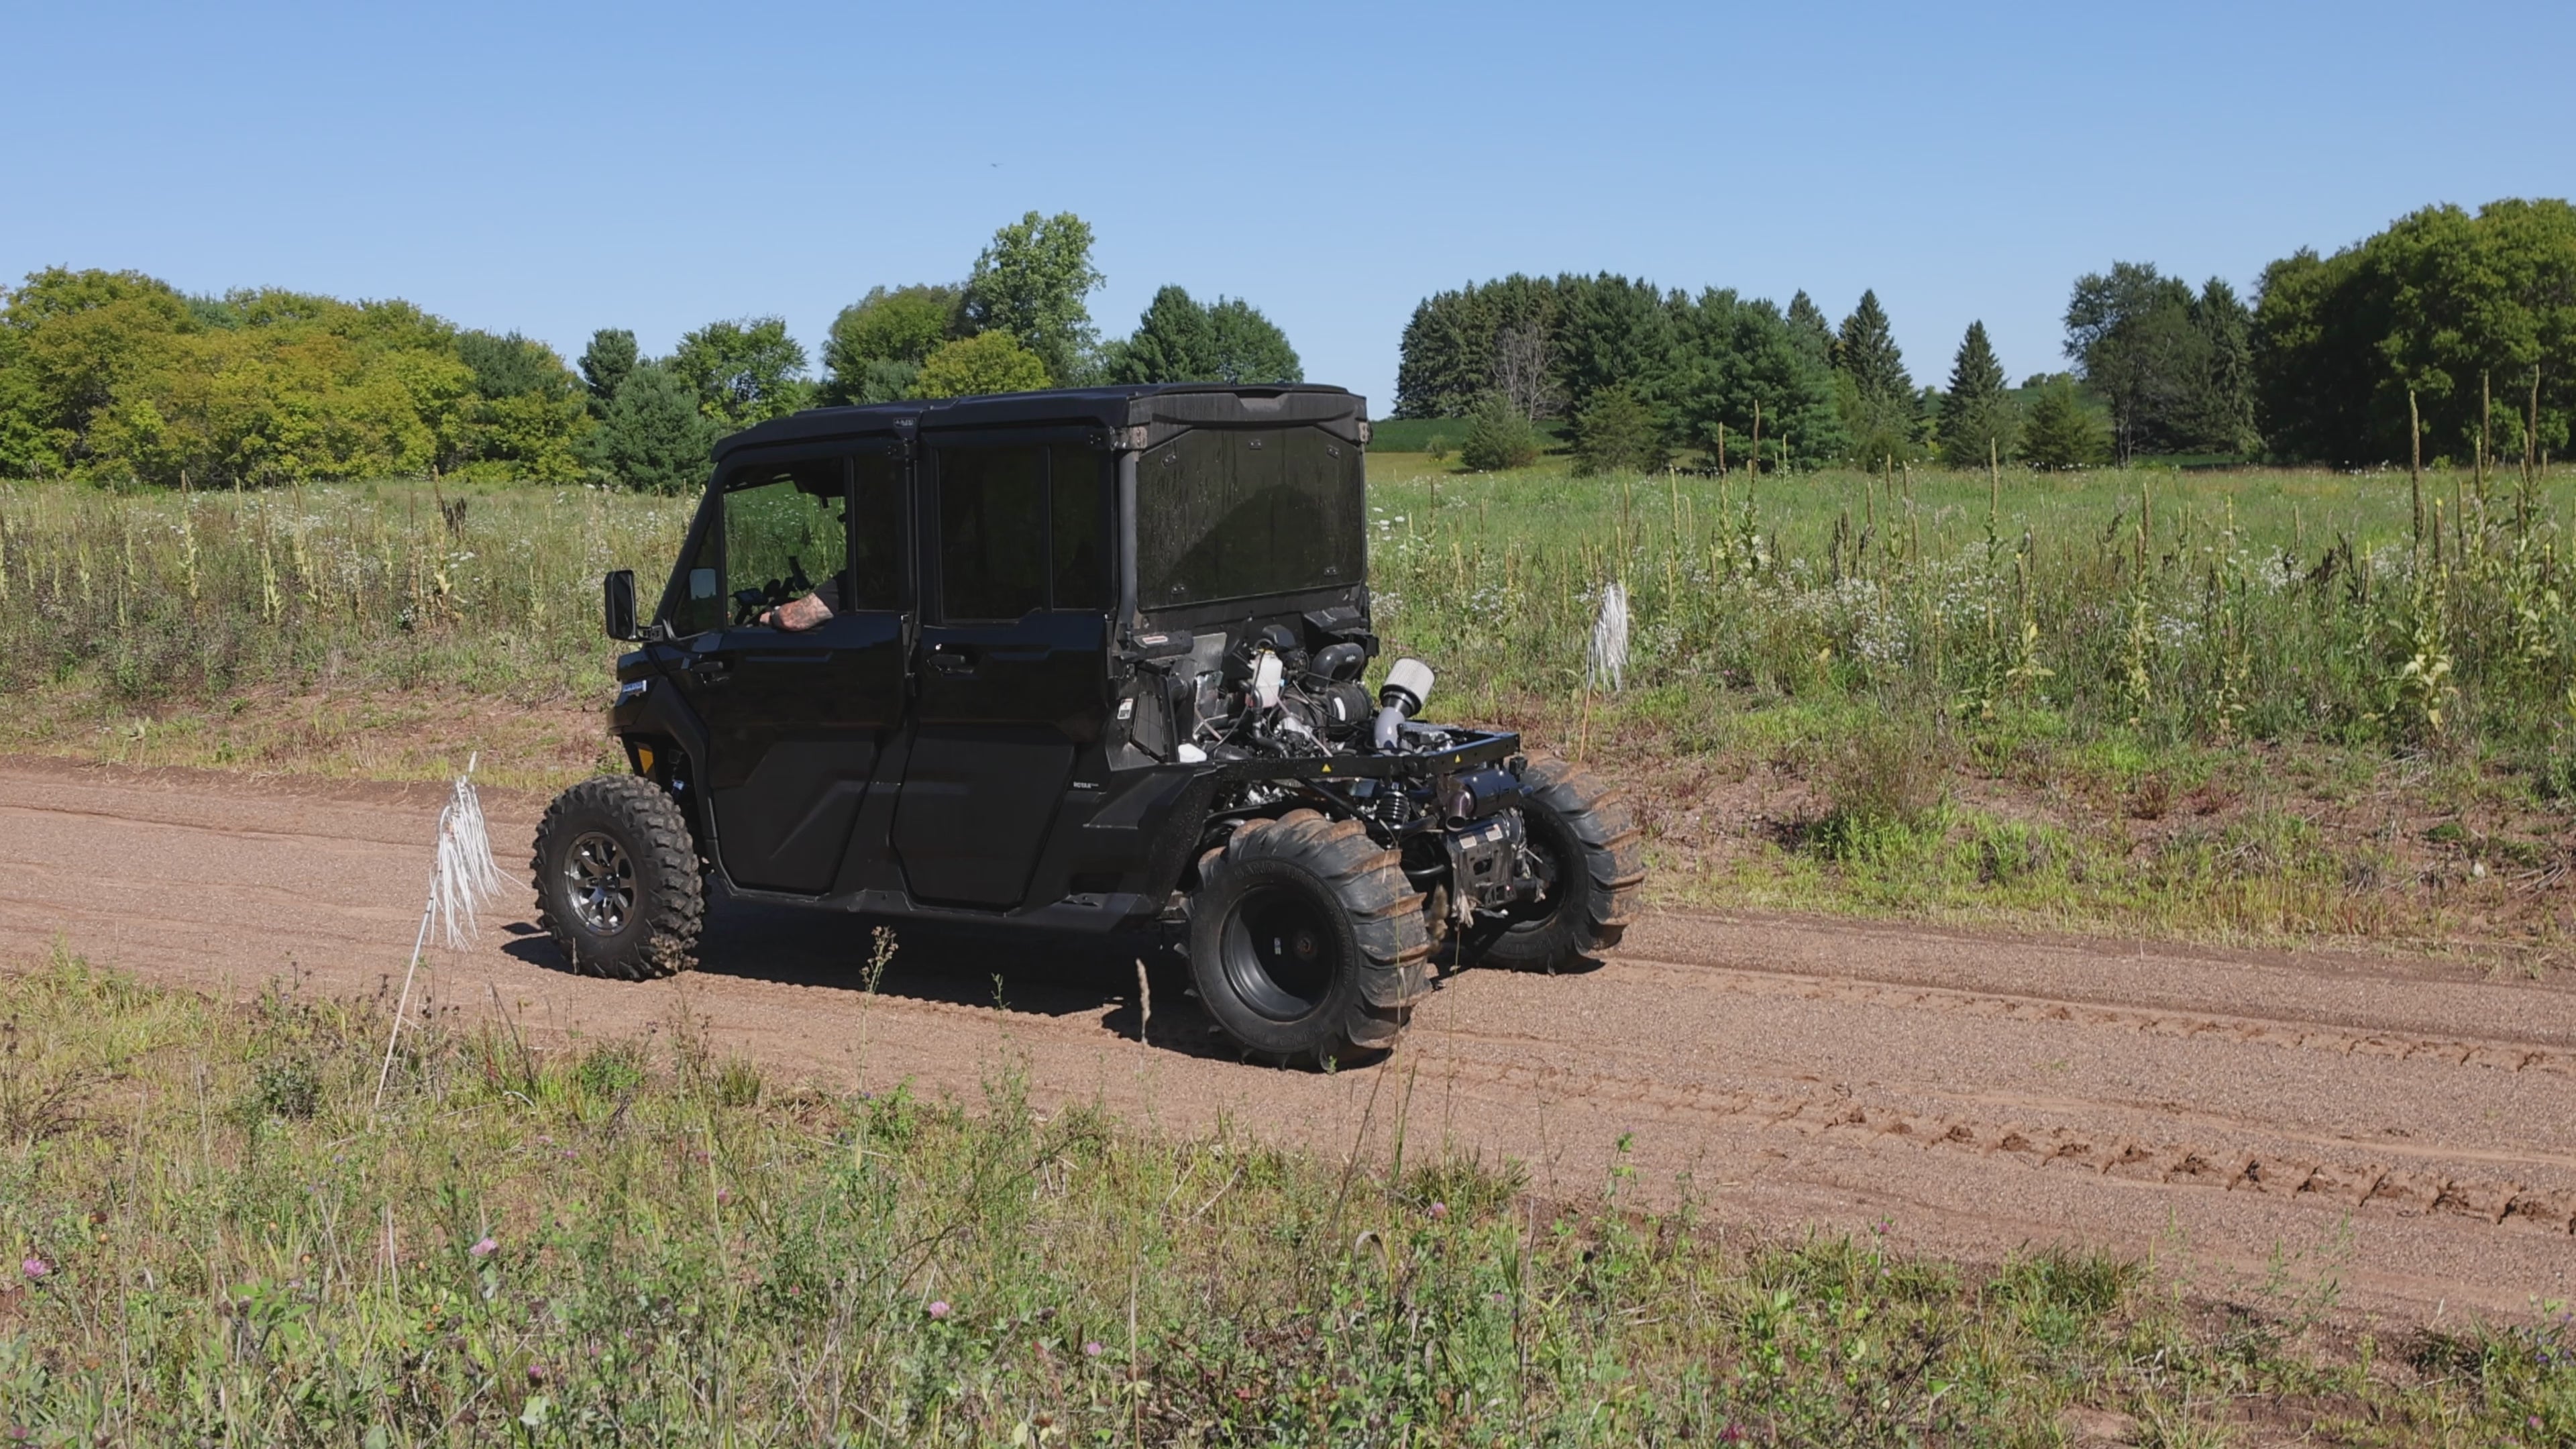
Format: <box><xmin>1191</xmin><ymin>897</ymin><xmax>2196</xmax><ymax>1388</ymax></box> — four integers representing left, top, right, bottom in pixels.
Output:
<box><xmin>578</xmin><ymin>329</ymin><xmax>639</xmax><ymax>419</ymax></box>
<box><xmin>2186</xmin><ymin>278</ymin><xmax>2261</xmax><ymax>457</ymax></box>
<box><xmin>1835</xmin><ymin>290</ymin><xmax>1913</xmax><ymax>402</ymax></box>
<box><xmin>1937</xmin><ymin>321</ymin><xmax>2017</xmax><ymax>466</ymax></box>
<box><xmin>585</xmin><ymin>363</ymin><xmax>718</xmax><ymax>494</ymax></box>
<box><xmin>2020</xmin><ymin>375</ymin><xmax>2106</xmax><ymax>469</ymax></box>
<box><xmin>1785</xmin><ymin>290</ymin><xmax>1835</xmax><ymax>366</ymax></box>
<box><xmin>1570</xmin><ymin>385</ymin><xmax>1664</xmax><ymax>475</ymax></box>
<box><xmin>1114</xmin><ymin>285</ymin><xmax>1220</xmax><ymax>382</ymax></box>
<box><xmin>1835</xmin><ymin>289</ymin><xmax>1917</xmax><ymax>460</ymax></box>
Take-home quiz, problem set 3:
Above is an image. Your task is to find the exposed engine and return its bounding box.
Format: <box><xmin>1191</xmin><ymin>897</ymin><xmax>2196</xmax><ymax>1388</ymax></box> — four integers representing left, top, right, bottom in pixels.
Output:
<box><xmin>1128</xmin><ymin>623</ymin><xmax>1551</xmax><ymax>928</ymax></box>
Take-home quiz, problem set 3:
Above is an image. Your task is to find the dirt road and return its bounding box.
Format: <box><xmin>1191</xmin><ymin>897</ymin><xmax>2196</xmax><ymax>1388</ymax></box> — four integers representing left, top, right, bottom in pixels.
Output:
<box><xmin>4</xmin><ymin>755</ymin><xmax>2571</xmax><ymax>1320</ymax></box>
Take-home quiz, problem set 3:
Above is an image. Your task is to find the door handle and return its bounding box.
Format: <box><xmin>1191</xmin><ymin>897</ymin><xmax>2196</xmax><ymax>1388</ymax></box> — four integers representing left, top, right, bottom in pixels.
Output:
<box><xmin>690</xmin><ymin>658</ymin><xmax>732</xmax><ymax>684</ymax></box>
<box><xmin>926</xmin><ymin>645</ymin><xmax>978</xmax><ymax>677</ymax></box>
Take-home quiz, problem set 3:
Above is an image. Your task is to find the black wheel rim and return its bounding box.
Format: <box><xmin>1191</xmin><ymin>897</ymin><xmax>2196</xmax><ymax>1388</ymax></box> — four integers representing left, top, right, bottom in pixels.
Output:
<box><xmin>564</xmin><ymin>830</ymin><xmax>635</xmax><ymax>935</ymax></box>
<box><xmin>1503</xmin><ymin>808</ymin><xmax>1578</xmax><ymax>936</ymax></box>
<box><xmin>1220</xmin><ymin>882</ymin><xmax>1338</xmax><ymax>1022</ymax></box>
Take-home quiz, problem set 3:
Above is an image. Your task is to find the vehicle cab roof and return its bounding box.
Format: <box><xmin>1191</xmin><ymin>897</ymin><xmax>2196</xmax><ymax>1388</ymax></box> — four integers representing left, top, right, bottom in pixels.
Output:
<box><xmin>711</xmin><ymin>382</ymin><xmax>1368</xmax><ymax>461</ymax></box>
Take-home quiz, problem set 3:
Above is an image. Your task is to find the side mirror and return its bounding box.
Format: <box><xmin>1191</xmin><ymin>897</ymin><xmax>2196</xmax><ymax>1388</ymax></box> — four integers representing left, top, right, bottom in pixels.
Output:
<box><xmin>602</xmin><ymin>570</ymin><xmax>640</xmax><ymax>641</ymax></box>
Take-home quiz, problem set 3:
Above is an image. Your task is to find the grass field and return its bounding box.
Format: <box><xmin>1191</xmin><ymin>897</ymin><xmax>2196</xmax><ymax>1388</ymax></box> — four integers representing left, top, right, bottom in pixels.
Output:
<box><xmin>6</xmin><ymin>456</ymin><xmax>2576</xmax><ymax>950</ymax></box>
<box><xmin>3</xmin><ymin>951</ymin><xmax>2569</xmax><ymax>1444</ymax></box>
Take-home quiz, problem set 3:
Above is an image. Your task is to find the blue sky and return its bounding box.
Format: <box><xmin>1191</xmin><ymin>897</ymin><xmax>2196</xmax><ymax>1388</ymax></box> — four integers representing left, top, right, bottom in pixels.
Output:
<box><xmin>5</xmin><ymin>1</ymin><xmax>2569</xmax><ymax>414</ymax></box>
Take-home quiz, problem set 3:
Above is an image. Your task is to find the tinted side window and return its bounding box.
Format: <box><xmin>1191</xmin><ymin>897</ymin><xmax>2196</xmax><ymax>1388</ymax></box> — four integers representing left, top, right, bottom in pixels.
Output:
<box><xmin>849</xmin><ymin>451</ymin><xmax>904</xmax><ymax>610</ymax></box>
<box><xmin>936</xmin><ymin>446</ymin><xmax>1048</xmax><ymax>622</ymax></box>
<box><xmin>726</xmin><ymin>459</ymin><xmax>845</xmax><ymax>627</ymax></box>
<box><xmin>1049</xmin><ymin>442</ymin><xmax>1111</xmax><ymax>610</ymax></box>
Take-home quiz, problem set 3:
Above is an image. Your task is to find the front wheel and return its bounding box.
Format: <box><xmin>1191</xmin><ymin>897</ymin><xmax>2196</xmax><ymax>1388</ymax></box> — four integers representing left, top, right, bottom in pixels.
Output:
<box><xmin>1189</xmin><ymin>811</ymin><xmax>1432</xmax><ymax>1068</ymax></box>
<box><xmin>531</xmin><ymin>774</ymin><xmax>705</xmax><ymax>981</ymax></box>
<box><xmin>1470</xmin><ymin>755</ymin><xmax>1644</xmax><ymax>973</ymax></box>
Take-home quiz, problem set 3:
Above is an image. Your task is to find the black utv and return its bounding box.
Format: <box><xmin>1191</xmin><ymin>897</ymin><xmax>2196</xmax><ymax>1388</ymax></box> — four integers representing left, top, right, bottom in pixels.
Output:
<box><xmin>535</xmin><ymin>383</ymin><xmax>1642</xmax><ymax>1065</ymax></box>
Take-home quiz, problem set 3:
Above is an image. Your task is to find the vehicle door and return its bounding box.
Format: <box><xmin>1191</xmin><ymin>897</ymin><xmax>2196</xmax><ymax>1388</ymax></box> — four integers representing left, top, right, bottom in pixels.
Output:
<box><xmin>664</xmin><ymin>447</ymin><xmax>910</xmax><ymax>894</ymax></box>
<box><xmin>893</xmin><ymin>434</ymin><xmax>1113</xmax><ymax>908</ymax></box>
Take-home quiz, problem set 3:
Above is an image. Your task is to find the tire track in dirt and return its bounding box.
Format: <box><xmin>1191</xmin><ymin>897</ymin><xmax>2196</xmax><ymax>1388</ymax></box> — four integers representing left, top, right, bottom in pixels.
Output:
<box><xmin>1390</xmin><ymin>1053</ymin><xmax>2576</xmax><ymax>1236</ymax></box>
<box><xmin>1607</xmin><ymin>953</ymin><xmax>2576</xmax><ymax>1077</ymax></box>
<box><xmin>5</xmin><ymin>753</ymin><xmax>2574</xmax><ymax>1317</ymax></box>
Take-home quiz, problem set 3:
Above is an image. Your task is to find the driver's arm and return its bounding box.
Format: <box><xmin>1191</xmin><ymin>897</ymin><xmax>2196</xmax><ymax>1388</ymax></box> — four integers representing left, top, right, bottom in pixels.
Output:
<box><xmin>760</xmin><ymin>577</ymin><xmax>842</xmax><ymax>631</ymax></box>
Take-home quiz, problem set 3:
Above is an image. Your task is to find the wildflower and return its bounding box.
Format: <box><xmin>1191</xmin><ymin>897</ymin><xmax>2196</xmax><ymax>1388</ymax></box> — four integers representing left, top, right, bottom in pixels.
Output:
<box><xmin>1084</xmin><ymin>1340</ymin><xmax>1104</xmax><ymax>1358</ymax></box>
<box><xmin>1429</xmin><ymin>1201</ymin><xmax>1449</xmax><ymax>1221</ymax></box>
<box><xmin>926</xmin><ymin>1299</ymin><xmax>951</xmax><ymax>1320</ymax></box>
<box><xmin>470</xmin><ymin>1236</ymin><xmax>498</xmax><ymax>1259</ymax></box>
<box><xmin>20</xmin><ymin>1256</ymin><xmax>48</xmax><ymax>1281</ymax></box>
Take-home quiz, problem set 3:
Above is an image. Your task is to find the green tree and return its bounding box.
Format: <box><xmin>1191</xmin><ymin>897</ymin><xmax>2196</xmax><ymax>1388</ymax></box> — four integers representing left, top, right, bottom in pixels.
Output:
<box><xmin>1458</xmin><ymin>392</ymin><xmax>1542</xmax><ymax>470</ymax></box>
<box><xmin>1665</xmin><ymin>290</ymin><xmax>1847</xmax><ymax>468</ymax></box>
<box><xmin>1393</xmin><ymin>274</ymin><xmax>1562</xmax><ymax>420</ymax></box>
<box><xmin>1570</xmin><ymin>384</ymin><xmax>1664</xmax><ymax>475</ymax></box>
<box><xmin>2019</xmin><ymin>374</ymin><xmax>2106</xmax><ymax>468</ymax></box>
<box><xmin>586</xmin><ymin>363</ymin><xmax>718</xmax><ymax>493</ymax></box>
<box><xmin>669</xmin><ymin>317</ymin><xmax>812</xmax><ymax>431</ymax></box>
<box><xmin>0</xmin><ymin>267</ymin><xmax>196</xmax><ymax>474</ymax></box>
<box><xmin>2184</xmin><ymin>279</ymin><xmax>2261</xmax><ymax>457</ymax></box>
<box><xmin>1203</xmin><ymin>297</ymin><xmax>1301</xmax><ymax>383</ymax></box>
<box><xmin>1113</xmin><ymin>285</ymin><xmax>1218</xmax><ymax>382</ymax></box>
<box><xmin>821</xmin><ymin>284</ymin><xmax>959</xmax><ymax>403</ymax></box>
<box><xmin>1785</xmin><ymin>291</ymin><xmax>1835</xmax><ymax>367</ymax></box>
<box><xmin>916</xmin><ymin>331</ymin><xmax>1051</xmax><ymax>398</ymax></box>
<box><xmin>448</xmin><ymin>331</ymin><xmax>588</xmax><ymax>481</ymax></box>
<box><xmin>1552</xmin><ymin>274</ymin><xmax>1672</xmax><ymax>417</ymax></box>
<box><xmin>960</xmin><ymin>211</ymin><xmax>1104</xmax><ymax>385</ymax></box>
<box><xmin>1394</xmin><ymin>286</ymin><xmax>1489</xmax><ymax>419</ymax></box>
<box><xmin>1835</xmin><ymin>289</ymin><xmax>1918</xmax><ymax>462</ymax></box>
<box><xmin>1113</xmin><ymin>286</ymin><xmax>1302</xmax><ymax>384</ymax></box>
<box><xmin>2065</xmin><ymin>262</ymin><xmax>2198</xmax><ymax>463</ymax></box>
<box><xmin>2256</xmin><ymin>199</ymin><xmax>2575</xmax><ymax>464</ymax></box>
<box><xmin>578</xmin><ymin>329</ymin><xmax>638</xmax><ymax>418</ymax></box>
<box><xmin>1937</xmin><ymin>321</ymin><xmax>2017</xmax><ymax>466</ymax></box>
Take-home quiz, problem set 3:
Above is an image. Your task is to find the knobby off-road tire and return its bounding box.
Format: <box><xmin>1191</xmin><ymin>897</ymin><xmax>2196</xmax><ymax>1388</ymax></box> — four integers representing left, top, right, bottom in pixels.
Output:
<box><xmin>531</xmin><ymin>774</ymin><xmax>704</xmax><ymax>981</ymax></box>
<box><xmin>1472</xmin><ymin>754</ymin><xmax>1646</xmax><ymax>973</ymax></box>
<box><xmin>1189</xmin><ymin>810</ymin><xmax>1434</xmax><ymax>1068</ymax></box>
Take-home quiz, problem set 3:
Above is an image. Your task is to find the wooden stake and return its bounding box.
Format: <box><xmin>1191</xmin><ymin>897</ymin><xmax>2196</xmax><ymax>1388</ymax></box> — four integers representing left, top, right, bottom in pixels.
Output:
<box><xmin>2478</xmin><ymin>369</ymin><xmax>2492</xmax><ymax>508</ymax></box>
<box><xmin>2408</xmin><ymin>386</ymin><xmax>2424</xmax><ymax>551</ymax></box>
<box><xmin>1988</xmin><ymin>437</ymin><xmax>2000</xmax><ymax>534</ymax></box>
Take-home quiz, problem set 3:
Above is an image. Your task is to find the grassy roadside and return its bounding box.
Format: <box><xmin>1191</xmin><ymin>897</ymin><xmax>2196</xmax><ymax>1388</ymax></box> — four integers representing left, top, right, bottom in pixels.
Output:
<box><xmin>3</xmin><ymin>951</ymin><xmax>2569</xmax><ymax>1444</ymax></box>
<box><xmin>7</xmin><ymin>464</ymin><xmax>2576</xmax><ymax>956</ymax></box>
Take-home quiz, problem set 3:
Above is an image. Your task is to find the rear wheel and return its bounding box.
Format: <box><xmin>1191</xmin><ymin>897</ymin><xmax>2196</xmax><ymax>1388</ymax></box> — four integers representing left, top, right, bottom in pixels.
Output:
<box><xmin>532</xmin><ymin>774</ymin><xmax>704</xmax><ymax>981</ymax></box>
<box><xmin>1470</xmin><ymin>755</ymin><xmax>1644</xmax><ymax>973</ymax></box>
<box><xmin>1189</xmin><ymin>810</ymin><xmax>1432</xmax><ymax>1067</ymax></box>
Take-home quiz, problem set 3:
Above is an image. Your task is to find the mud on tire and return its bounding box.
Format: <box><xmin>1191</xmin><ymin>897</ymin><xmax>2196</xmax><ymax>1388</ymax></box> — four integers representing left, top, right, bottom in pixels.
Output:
<box><xmin>531</xmin><ymin>774</ymin><xmax>704</xmax><ymax>981</ymax></box>
<box><xmin>1470</xmin><ymin>754</ymin><xmax>1644</xmax><ymax>973</ymax></box>
<box><xmin>1188</xmin><ymin>809</ymin><xmax>1434</xmax><ymax>1068</ymax></box>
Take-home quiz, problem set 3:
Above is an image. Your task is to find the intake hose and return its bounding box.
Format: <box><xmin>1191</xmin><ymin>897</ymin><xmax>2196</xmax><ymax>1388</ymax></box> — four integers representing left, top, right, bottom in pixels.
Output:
<box><xmin>1371</xmin><ymin>658</ymin><xmax>1435</xmax><ymax>753</ymax></box>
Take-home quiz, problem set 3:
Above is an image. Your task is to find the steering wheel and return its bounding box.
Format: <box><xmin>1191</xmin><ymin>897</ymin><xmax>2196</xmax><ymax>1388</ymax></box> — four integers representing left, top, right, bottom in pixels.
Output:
<box><xmin>729</xmin><ymin>556</ymin><xmax>820</xmax><ymax>626</ymax></box>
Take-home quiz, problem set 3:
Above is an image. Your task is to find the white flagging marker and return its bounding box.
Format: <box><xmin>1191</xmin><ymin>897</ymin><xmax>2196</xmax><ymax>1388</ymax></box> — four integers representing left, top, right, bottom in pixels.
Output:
<box><xmin>1587</xmin><ymin>580</ymin><xmax>1630</xmax><ymax>693</ymax></box>
<box><xmin>374</xmin><ymin>754</ymin><xmax>506</xmax><ymax>1110</ymax></box>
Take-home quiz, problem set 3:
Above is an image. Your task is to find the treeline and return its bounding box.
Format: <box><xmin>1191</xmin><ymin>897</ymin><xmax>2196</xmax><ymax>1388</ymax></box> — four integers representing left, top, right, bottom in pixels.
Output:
<box><xmin>0</xmin><ymin>211</ymin><xmax>1303</xmax><ymax>491</ymax></box>
<box><xmin>1397</xmin><ymin>197</ymin><xmax>2572</xmax><ymax>470</ymax></box>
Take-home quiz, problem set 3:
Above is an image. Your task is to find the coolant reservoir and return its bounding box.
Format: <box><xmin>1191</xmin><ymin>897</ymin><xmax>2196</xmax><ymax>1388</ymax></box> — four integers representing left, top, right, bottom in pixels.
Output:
<box><xmin>1251</xmin><ymin>651</ymin><xmax>1285</xmax><ymax>709</ymax></box>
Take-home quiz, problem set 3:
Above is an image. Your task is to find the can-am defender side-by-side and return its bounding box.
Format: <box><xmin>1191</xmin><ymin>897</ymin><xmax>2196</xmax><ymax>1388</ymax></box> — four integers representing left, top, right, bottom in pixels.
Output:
<box><xmin>535</xmin><ymin>384</ymin><xmax>1643</xmax><ymax>1065</ymax></box>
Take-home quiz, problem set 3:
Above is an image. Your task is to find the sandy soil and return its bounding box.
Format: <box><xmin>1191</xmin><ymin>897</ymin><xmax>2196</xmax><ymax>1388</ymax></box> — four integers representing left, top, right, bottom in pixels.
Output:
<box><xmin>3</xmin><ymin>754</ymin><xmax>2571</xmax><ymax>1322</ymax></box>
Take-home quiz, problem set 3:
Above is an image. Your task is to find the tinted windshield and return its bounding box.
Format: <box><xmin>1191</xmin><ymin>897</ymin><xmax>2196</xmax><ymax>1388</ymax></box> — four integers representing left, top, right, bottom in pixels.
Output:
<box><xmin>1136</xmin><ymin>426</ymin><xmax>1363</xmax><ymax>607</ymax></box>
